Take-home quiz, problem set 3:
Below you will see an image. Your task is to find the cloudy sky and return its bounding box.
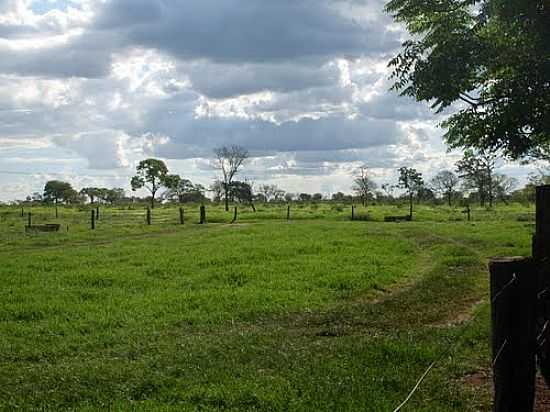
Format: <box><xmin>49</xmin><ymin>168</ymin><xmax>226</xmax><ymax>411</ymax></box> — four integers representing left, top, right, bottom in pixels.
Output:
<box><xmin>0</xmin><ymin>0</ymin><xmax>535</xmax><ymax>201</ymax></box>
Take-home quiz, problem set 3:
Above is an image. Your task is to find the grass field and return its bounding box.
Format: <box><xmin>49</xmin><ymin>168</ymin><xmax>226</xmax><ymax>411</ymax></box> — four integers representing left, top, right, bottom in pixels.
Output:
<box><xmin>0</xmin><ymin>203</ymin><xmax>535</xmax><ymax>410</ymax></box>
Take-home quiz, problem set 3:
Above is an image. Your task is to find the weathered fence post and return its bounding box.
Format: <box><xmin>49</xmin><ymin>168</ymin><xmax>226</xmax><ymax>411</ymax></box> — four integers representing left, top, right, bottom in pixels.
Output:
<box><xmin>351</xmin><ymin>205</ymin><xmax>355</xmax><ymax>221</ymax></box>
<box><xmin>96</xmin><ymin>206</ymin><xmax>100</xmax><ymax>221</ymax></box>
<box><xmin>490</xmin><ymin>186</ymin><xmax>550</xmax><ymax>411</ymax></box>
<box><xmin>179</xmin><ymin>207</ymin><xmax>184</xmax><ymax>225</ymax></box>
<box><xmin>287</xmin><ymin>205</ymin><xmax>291</xmax><ymax>221</ymax></box>
<box><xmin>146</xmin><ymin>208</ymin><xmax>152</xmax><ymax>225</ymax></box>
<box><xmin>533</xmin><ymin>185</ymin><xmax>550</xmax><ymax>260</ymax></box>
<box><xmin>55</xmin><ymin>206</ymin><xmax>58</xmax><ymax>219</ymax></box>
<box><xmin>21</xmin><ymin>207</ymin><xmax>24</xmax><ymax>217</ymax></box>
<box><xmin>490</xmin><ymin>257</ymin><xmax>537</xmax><ymax>411</ymax></box>
<box><xmin>27</xmin><ymin>212</ymin><xmax>31</xmax><ymax>227</ymax></box>
<box><xmin>466</xmin><ymin>204</ymin><xmax>471</xmax><ymax>222</ymax></box>
<box><xmin>231</xmin><ymin>206</ymin><xmax>238</xmax><ymax>224</ymax></box>
<box><xmin>199</xmin><ymin>205</ymin><xmax>206</xmax><ymax>224</ymax></box>
<box><xmin>91</xmin><ymin>209</ymin><xmax>95</xmax><ymax>230</ymax></box>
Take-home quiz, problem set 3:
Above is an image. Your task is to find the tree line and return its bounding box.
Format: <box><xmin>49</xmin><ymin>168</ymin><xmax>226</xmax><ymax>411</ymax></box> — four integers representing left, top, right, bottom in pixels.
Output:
<box><xmin>16</xmin><ymin>145</ymin><xmax>543</xmax><ymax>211</ymax></box>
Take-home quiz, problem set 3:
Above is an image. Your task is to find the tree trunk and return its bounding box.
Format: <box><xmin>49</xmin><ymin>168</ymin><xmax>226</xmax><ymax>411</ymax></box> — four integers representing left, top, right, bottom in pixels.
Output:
<box><xmin>447</xmin><ymin>191</ymin><xmax>452</xmax><ymax>207</ymax></box>
<box><xmin>224</xmin><ymin>184</ymin><xmax>229</xmax><ymax>212</ymax></box>
<box><xmin>151</xmin><ymin>191</ymin><xmax>155</xmax><ymax>209</ymax></box>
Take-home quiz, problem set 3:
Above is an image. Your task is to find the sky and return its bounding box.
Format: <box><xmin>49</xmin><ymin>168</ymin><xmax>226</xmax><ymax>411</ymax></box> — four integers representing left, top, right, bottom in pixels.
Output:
<box><xmin>0</xmin><ymin>0</ymin><xmax>540</xmax><ymax>201</ymax></box>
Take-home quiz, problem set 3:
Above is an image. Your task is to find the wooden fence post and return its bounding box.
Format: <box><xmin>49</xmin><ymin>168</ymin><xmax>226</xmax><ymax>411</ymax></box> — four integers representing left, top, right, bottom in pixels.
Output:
<box><xmin>200</xmin><ymin>205</ymin><xmax>206</xmax><ymax>224</ymax></box>
<box><xmin>466</xmin><ymin>204</ymin><xmax>471</xmax><ymax>222</ymax></box>
<box><xmin>490</xmin><ymin>257</ymin><xmax>537</xmax><ymax>411</ymax></box>
<box><xmin>490</xmin><ymin>186</ymin><xmax>550</xmax><ymax>411</ymax></box>
<box><xmin>231</xmin><ymin>207</ymin><xmax>238</xmax><ymax>223</ymax></box>
<box><xmin>146</xmin><ymin>208</ymin><xmax>152</xmax><ymax>225</ymax></box>
<box><xmin>91</xmin><ymin>209</ymin><xmax>95</xmax><ymax>230</ymax></box>
<box><xmin>351</xmin><ymin>205</ymin><xmax>355</xmax><ymax>221</ymax></box>
<box><xmin>533</xmin><ymin>185</ymin><xmax>550</xmax><ymax>260</ymax></box>
<box><xmin>55</xmin><ymin>206</ymin><xmax>58</xmax><ymax>219</ymax></box>
<box><xmin>96</xmin><ymin>206</ymin><xmax>100</xmax><ymax>221</ymax></box>
<box><xmin>179</xmin><ymin>207</ymin><xmax>184</xmax><ymax>225</ymax></box>
<box><xmin>27</xmin><ymin>212</ymin><xmax>31</xmax><ymax>227</ymax></box>
<box><xmin>287</xmin><ymin>205</ymin><xmax>291</xmax><ymax>221</ymax></box>
<box><xmin>21</xmin><ymin>207</ymin><xmax>24</xmax><ymax>217</ymax></box>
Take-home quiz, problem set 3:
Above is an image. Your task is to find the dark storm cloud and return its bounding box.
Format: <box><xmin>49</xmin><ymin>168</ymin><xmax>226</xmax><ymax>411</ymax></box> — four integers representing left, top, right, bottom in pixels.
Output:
<box><xmin>95</xmin><ymin>0</ymin><xmax>399</xmax><ymax>64</ymax></box>
<box><xmin>183</xmin><ymin>61</ymin><xmax>341</xmax><ymax>99</ymax></box>
<box><xmin>149</xmin><ymin>112</ymin><xmax>403</xmax><ymax>160</ymax></box>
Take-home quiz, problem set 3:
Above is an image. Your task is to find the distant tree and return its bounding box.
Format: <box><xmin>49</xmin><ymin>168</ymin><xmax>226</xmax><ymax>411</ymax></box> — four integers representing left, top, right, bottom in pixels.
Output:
<box><xmin>29</xmin><ymin>192</ymin><xmax>43</xmax><ymax>203</ymax></box>
<box><xmin>417</xmin><ymin>187</ymin><xmax>436</xmax><ymax>204</ymax></box>
<box><xmin>381</xmin><ymin>183</ymin><xmax>396</xmax><ymax>202</ymax></box>
<box><xmin>493</xmin><ymin>174</ymin><xmax>518</xmax><ymax>204</ymax></box>
<box><xmin>104</xmin><ymin>188</ymin><xmax>125</xmax><ymax>205</ymax></box>
<box><xmin>210</xmin><ymin>180</ymin><xmax>224</xmax><ymax>203</ymax></box>
<box><xmin>130</xmin><ymin>158</ymin><xmax>169</xmax><ymax>209</ymax></box>
<box><xmin>352</xmin><ymin>166</ymin><xmax>377</xmax><ymax>206</ymax></box>
<box><xmin>284</xmin><ymin>193</ymin><xmax>295</xmax><ymax>202</ymax></box>
<box><xmin>456</xmin><ymin>149</ymin><xmax>497</xmax><ymax>208</ymax></box>
<box><xmin>230</xmin><ymin>180</ymin><xmax>256</xmax><ymax>211</ymax></box>
<box><xmin>258</xmin><ymin>184</ymin><xmax>285</xmax><ymax>203</ymax></box>
<box><xmin>312</xmin><ymin>193</ymin><xmax>323</xmax><ymax>201</ymax></box>
<box><xmin>43</xmin><ymin>180</ymin><xmax>74</xmax><ymax>205</ymax></box>
<box><xmin>299</xmin><ymin>193</ymin><xmax>312</xmax><ymax>202</ymax></box>
<box><xmin>331</xmin><ymin>192</ymin><xmax>346</xmax><ymax>202</ymax></box>
<box><xmin>430</xmin><ymin>171</ymin><xmax>460</xmax><ymax>207</ymax></box>
<box><xmin>213</xmin><ymin>145</ymin><xmax>249</xmax><ymax>211</ymax></box>
<box><xmin>259</xmin><ymin>184</ymin><xmax>273</xmax><ymax>202</ymax></box>
<box><xmin>80</xmin><ymin>187</ymin><xmax>103</xmax><ymax>204</ymax></box>
<box><xmin>398</xmin><ymin>167</ymin><xmax>424</xmax><ymax>219</ymax></box>
<box><xmin>164</xmin><ymin>175</ymin><xmax>198</xmax><ymax>203</ymax></box>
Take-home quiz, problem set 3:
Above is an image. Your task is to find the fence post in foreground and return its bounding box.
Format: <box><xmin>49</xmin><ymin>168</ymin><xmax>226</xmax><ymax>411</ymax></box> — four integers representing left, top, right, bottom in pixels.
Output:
<box><xmin>490</xmin><ymin>257</ymin><xmax>537</xmax><ymax>411</ymax></box>
<box><xmin>55</xmin><ymin>206</ymin><xmax>58</xmax><ymax>219</ymax></box>
<box><xmin>351</xmin><ymin>205</ymin><xmax>355</xmax><ymax>221</ymax></box>
<box><xmin>533</xmin><ymin>185</ymin><xmax>550</xmax><ymax>261</ymax></box>
<box><xmin>179</xmin><ymin>207</ymin><xmax>184</xmax><ymax>225</ymax></box>
<box><xmin>27</xmin><ymin>212</ymin><xmax>31</xmax><ymax>227</ymax></box>
<box><xmin>21</xmin><ymin>207</ymin><xmax>24</xmax><ymax>217</ymax></box>
<box><xmin>91</xmin><ymin>209</ymin><xmax>95</xmax><ymax>230</ymax></box>
<box><xmin>231</xmin><ymin>207</ymin><xmax>238</xmax><ymax>224</ymax></box>
<box><xmin>287</xmin><ymin>205</ymin><xmax>291</xmax><ymax>221</ymax></box>
<box><xmin>96</xmin><ymin>206</ymin><xmax>100</xmax><ymax>221</ymax></box>
<box><xmin>199</xmin><ymin>205</ymin><xmax>206</xmax><ymax>224</ymax></box>
<box><xmin>146</xmin><ymin>208</ymin><xmax>151</xmax><ymax>225</ymax></box>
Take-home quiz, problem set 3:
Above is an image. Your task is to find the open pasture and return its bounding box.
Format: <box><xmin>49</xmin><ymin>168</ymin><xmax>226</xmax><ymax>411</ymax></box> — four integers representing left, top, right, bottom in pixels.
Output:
<box><xmin>0</xmin><ymin>203</ymin><xmax>535</xmax><ymax>410</ymax></box>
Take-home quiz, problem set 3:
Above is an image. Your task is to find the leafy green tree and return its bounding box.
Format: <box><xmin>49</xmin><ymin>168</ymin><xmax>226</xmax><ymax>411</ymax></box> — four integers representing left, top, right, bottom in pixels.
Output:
<box><xmin>43</xmin><ymin>180</ymin><xmax>74</xmax><ymax>205</ymax></box>
<box><xmin>456</xmin><ymin>149</ymin><xmax>497</xmax><ymax>207</ymax></box>
<box><xmin>398</xmin><ymin>167</ymin><xmax>424</xmax><ymax>219</ymax></box>
<box><xmin>104</xmin><ymin>188</ymin><xmax>125</xmax><ymax>205</ymax></box>
<box><xmin>386</xmin><ymin>0</ymin><xmax>550</xmax><ymax>159</ymax></box>
<box><xmin>80</xmin><ymin>187</ymin><xmax>102</xmax><ymax>204</ymax></box>
<box><xmin>131</xmin><ymin>159</ymin><xmax>169</xmax><ymax>209</ymax></box>
<box><xmin>299</xmin><ymin>193</ymin><xmax>312</xmax><ymax>202</ymax></box>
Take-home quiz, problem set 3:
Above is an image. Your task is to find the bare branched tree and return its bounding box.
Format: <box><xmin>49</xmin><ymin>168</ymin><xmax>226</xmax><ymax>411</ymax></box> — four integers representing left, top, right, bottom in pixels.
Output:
<box><xmin>213</xmin><ymin>145</ymin><xmax>249</xmax><ymax>211</ymax></box>
<box><xmin>430</xmin><ymin>170</ymin><xmax>460</xmax><ymax>207</ymax></box>
<box><xmin>352</xmin><ymin>166</ymin><xmax>377</xmax><ymax>206</ymax></box>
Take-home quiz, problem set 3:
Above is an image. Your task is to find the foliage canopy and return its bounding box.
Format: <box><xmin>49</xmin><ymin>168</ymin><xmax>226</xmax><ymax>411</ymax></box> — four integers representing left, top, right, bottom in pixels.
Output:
<box><xmin>386</xmin><ymin>0</ymin><xmax>550</xmax><ymax>159</ymax></box>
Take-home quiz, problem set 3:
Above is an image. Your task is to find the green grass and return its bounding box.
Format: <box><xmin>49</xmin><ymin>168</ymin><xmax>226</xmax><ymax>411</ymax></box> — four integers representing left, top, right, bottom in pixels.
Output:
<box><xmin>0</xmin><ymin>203</ymin><xmax>535</xmax><ymax>410</ymax></box>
